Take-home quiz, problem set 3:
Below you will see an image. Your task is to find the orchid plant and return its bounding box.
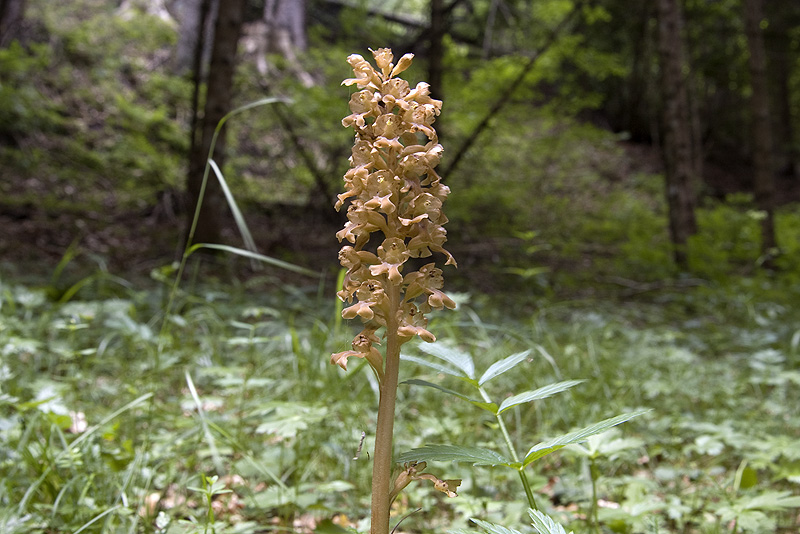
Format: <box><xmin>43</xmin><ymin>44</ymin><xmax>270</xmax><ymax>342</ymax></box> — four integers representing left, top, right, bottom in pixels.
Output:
<box><xmin>332</xmin><ymin>48</ymin><xmax>648</xmax><ymax>534</ymax></box>
<box><xmin>331</xmin><ymin>48</ymin><xmax>458</xmax><ymax>534</ymax></box>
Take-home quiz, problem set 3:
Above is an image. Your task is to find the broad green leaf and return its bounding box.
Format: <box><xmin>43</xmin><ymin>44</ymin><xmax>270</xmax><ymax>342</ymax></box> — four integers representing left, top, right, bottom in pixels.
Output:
<box><xmin>397</xmin><ymin>444</ymin><xmax>514</xmax><ymax>467</ymax></box>
<box><xmin>737</xmin><ymin>491</ymin><xmax>800</xmax><ymax>511</ymax></box>
<box><xmin>403</xmin><ymin>379</ymin><xmax>498</xmax><ymax>412</ymax></box>
<box><xmin>479</xmin><ymin>350</ymin><xmax>531</xmax><ymax>385</ymax></box>
<box><xmin>418</xmin><ymin>343</ymin><xmax>476</xmax><ymax>379</ymax></box>
<box><xmin>523</xmin><ymin>410</ymin><xmax>649</xmax><ymax>466</ymax></box>
<box><xmin>717</xmin><ymin>508</ymin><xmax>773</xmax><ymax>533</ymax></box>
<box><xmin>529</xmin><ymin>509</ymin><xmax>572</xmax><ymax>534</ymax></box>
<box><xmin>497</xmin><ymin>380</ymin><xmax>585</xmax><ymax>414</ymax></box>
<box><xmin>401</xmin><ymin>353</ymin><xmax>462</xmax><ymax>377</ymax></box>
<box><xmin>314</xmin><ymin>518</ymin><xmax>352</xmax><ymax>534</ymax></box>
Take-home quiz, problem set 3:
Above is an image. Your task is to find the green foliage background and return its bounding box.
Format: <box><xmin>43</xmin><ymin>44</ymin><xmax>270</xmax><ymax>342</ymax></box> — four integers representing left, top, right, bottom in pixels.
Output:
<box><xmin>0</xmin><ymin>0</ymin><xmax>800</xmax><ymax>532</ymax></box>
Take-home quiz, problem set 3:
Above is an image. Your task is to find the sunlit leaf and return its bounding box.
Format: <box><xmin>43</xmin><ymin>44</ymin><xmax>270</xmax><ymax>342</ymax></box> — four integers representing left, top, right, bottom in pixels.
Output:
<box><xmin>523</xmin><ymin>410</ymin><xmax>649</xmax><ymax>466</ymax></box>
<box><xmin>737</xmin><ymin>491</ymin><xmax>800</xmax><ymax>511</ymax></box>
<box><xmin>452</xmin><ymin>518</ymin><xmax>523</xmax><ymax>534</ymax></box>
<box><xmin>401</xmin><ymin>353</ymin><xmax>462</xmax><ymax>377</ymax></box>
<box><xmin>497</xmin><ymin>380</ymin><xmax>585</xmax><ymax>414</ymax></box>
<box><xmin>529</xmin><ymin>509</ymin><xmax>573</xmax><ymax>534</ymax></box>
<box><xmin>479</xmin><ymin>350</ymin><xmax>531</xmax><ymax>385</ymax></box>
<box><xmin>397</xmin><ymin>444</ymin><xmax>514</xmax><ymax>467</ymax></box>
<box><xmin>417</xmin><ymin>343</ymin><xmax>476</xmax><ymax>379</ymax></box>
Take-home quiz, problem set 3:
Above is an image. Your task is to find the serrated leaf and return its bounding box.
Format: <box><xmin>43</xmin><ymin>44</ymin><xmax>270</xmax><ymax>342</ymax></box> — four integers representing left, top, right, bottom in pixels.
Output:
<box><xmin>418</xmin><ymin>343</ymin><xmax>476</xmax><ymax>379</ymax></box>
<box><xmin>397</xmin><ymin>444</ymin><xmax>514</xmax><ymax>467</ymax></box>
<box><xmin>479</xmin><ymin>350</ymin><xmax>531</xmax><ymax>385</ymax></box>
<box><xmin>401</xmin><ymin>353</ymin><xmax>461</xmax><ymax>377</ymax></box>
<box><xmin>497</xmin><ymin>380</ymin><xmax>585</xmax><ymax>414</ymax></box>
<box><xmin>529</xmin><ymin>509</ymin><xmax>572</xmax><ymax>534</ymax></box>
<box><xmin>523</xmin><ymin>410</ymin><xmax>649</xmax><ymax>466</ymax></box>
<box><xmin>403</xmin><ymin>379</ymin><xmax>498</xmax><ymax>412</ymax></box>
<box><xmin>468</xmin><ymin>518</ymin><xmax>523</xmax><ymax>534</ymax></box>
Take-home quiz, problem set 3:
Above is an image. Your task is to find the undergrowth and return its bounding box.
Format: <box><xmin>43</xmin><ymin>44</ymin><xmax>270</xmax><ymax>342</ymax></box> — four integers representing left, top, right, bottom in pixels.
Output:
<box><xmin>1</xmin><ymin>264</ymin><xmax>798</xmax><ymax>533</ymax></box>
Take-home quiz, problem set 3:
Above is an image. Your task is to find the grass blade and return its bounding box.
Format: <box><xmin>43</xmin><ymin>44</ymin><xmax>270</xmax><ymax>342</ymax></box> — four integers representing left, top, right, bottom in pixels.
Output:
<box><xmin>72</xmin><ymin>505</ymin><xmax>122</xmax><ymax>534</ymax></box>
<box><xmin>208</xmin><ymin>158</ymin><xmax>258</xmax><ymax>256</ymax></box>
<box><xmin>185</xmin><ymin>371</ymin><xmax>225</xmax><ymax>474</ymax></box>
<box><xmin>187</xmin><ymin>243</ymin><xmax>319</xmax><ymax>277</ymax></box>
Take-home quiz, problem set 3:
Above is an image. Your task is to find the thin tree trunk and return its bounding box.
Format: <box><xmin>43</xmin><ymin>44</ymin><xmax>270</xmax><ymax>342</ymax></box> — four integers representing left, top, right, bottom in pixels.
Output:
<box><xmin>428</xmin><ymin>0</ymin><xmax>445</xmax><ymax>100</ymax></box>
<box><xmin>743</xmin><ymin>0</ymin><xmax>777</xmax><ymax>257</ymax></box>
<box><xmin>261</xmin><ymin>0</ymin><xmax>312</xmax><ymax>86</ymax></box>
<box><xmin>186</xmin><ymin>0</ymin><xmax>246</xmax><ymax>246</ymax></box>
<box><xmin>0</xmin><ymin>0</ymin><xmax>26</xmax><ymax>48</ymax></box>
<box><xmin>764</xmin><ymin>4</ymin><xmax>796</xmax><ymax>178</ymax></box>
<box><xmin>656</xmin><ymin>0</ymin><xmax>698</xmax><ymax>269</ymax></box>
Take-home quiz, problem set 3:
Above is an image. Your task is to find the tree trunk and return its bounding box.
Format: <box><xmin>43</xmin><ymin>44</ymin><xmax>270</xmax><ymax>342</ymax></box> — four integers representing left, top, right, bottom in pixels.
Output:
<box><xmin>656</xmin><ymin>0</ymin><xmax>698</xmax><ymax>269</ymax></box>
<box><xmin>0</xmin><ymin>0</ymin><xmax>26</xmax><ymax>48</ymax></box>
<box><xmin>428</xmin><ymin>0</ymin><xmax>445</xmax><ymax>100</ymax></box>
<box><xmin>259</xmin><ymin>0</ymin><xmax>312</xmax><ymax>86</ymax></box>
<box><xmin>186</xmin><ymin>0</ymin><xmax>246</xmax><ymax>246</ymax></box>
<box><xmin>764</xmin><ymin>2</ymin><xmax>797</xmax><ymax>178</ymax></box>
<box><xmin>743</xmin><ymin>0</ymin><xmax>778</xmax><ymax>257</ymax></box>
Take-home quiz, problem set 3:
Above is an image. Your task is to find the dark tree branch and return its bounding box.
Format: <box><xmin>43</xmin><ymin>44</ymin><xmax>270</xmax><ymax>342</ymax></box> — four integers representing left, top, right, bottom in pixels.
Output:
<box><xmin>440</xmin><ymin>1</ymin><xmax>585</xmax><ymax>181</ymax></box>
<box><xmin>272</xmin><ymin>104</ymin><xmax>333</xmax><ymax>204</ymax></box>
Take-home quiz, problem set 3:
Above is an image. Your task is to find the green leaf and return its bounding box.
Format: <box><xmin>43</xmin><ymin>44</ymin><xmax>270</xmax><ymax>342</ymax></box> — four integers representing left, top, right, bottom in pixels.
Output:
<box><xmin>523</xmin><ymin>410</ymin><xmax>649</xmax><ymax>466</ymax></box>
<box><xmin>397</xmin><ymin>444</ymin><xmax>514</xmax><ymax>467</ymax></box>
<box><xmin>314</xmin><ymin>518</ymin><xmax>353</xmax><ymax>534</ymax></box>
<box><xmin>209</xmin><ymin>158</ymin><xmax>258</xmax><ymax>256</ymax></box>
<box><xmin>737</xmin><ymin>491</ymin><xmax>800</xmax><ymax>511</ymax></box>
<box><xmin>417</xmin><ymin>343</ymin><xmax>476</xmax><ymax>379</ymax></box>
<box><xmin>187</xmin><ymin>243</ymin><xmax>319</xmax><ymax>277</ymax></box>
<box><xmin>403</xmin><ymin>379</ymin><xmax>498</xmax><ymax>412</ymax></box>
<box><xmin>529</xmin><ymin>509</ymin><xmax>572</xmax><ymax>534</ymax></box>
<box><xmin>460</xmin><ymin>518</ymin><xmax>523</xmax><ymax>534</ymax></box>
<box><xmin>497</xmin><ymin>380</ymin><xmax>585</xmax><ymax>414</ymax></box>
<box><xmin>401</xmin><ymin>353</ymin><xmax>462</xmax><ymax>377</ymax></box>
<box><xmin>479</xmin><ymin>350</ymin><xmax>531</xmax><ymax>385</ymax></box>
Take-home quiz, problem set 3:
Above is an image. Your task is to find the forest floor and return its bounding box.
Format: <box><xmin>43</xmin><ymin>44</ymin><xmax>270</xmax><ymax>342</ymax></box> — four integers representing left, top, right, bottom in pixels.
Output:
<box><xmin>2</xmin><ymin>140</ymin><xmax>787</xmax><ymax>292</ymax></box>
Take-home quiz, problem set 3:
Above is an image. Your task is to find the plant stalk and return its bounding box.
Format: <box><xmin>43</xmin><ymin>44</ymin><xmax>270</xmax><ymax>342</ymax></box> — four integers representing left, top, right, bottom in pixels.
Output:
<box><xmin>479</xmin><ymin>387</ymin><xmax>538</xmax><ymax>510</ymax></box>
<box><xmin>590</xmin><ymin>459</ymin><xmax>599</xmax><ymax>534</ymax></box>
<box><xmin>370</xmin><ymin>285</ymin><xmax>402</xmax><ymax>534</ymax></box>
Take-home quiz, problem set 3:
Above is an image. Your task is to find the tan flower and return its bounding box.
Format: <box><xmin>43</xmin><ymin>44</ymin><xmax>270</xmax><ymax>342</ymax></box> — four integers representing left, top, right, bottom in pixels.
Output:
<box><xmin>331</xmin><ymin>329</ymin><xmax>383</xmax><ymax>378</ymax></box>
<box><xmin>334</xmin><ymin>48</ymin><xmax>455</xmax><ymax>379</ymax></box>
<box><xmin>397</xmin><ymin>302</ymin><xmax>435</xmax><ymax>342</ymax></box>
<box><xmin>389</xmin><ymin>461</ymin><xmax>461</xmax><ymax>502</ymax></box>
<box><xmin>390</xmin><ymin>53</ymin><xmax>414</xmax><ymax>77</ymax></box>
<box><xmin>342</xmin><ymin>54</ymin><xmax>382</xmax><ymax>88</ymax></box>
<box><xmin>370</xmin><ymin>238</ymin><xmax>410</xmax><ymax>284</ymax></box>
<box><xmin>342</xmin><ymin>280</ymin><xmax>387</xmax><ymax>320</ymax></box>
<box><xmin>370</xmin><ymin>47</ymin><xmax>394</xmax><ymax>74</ymax></box>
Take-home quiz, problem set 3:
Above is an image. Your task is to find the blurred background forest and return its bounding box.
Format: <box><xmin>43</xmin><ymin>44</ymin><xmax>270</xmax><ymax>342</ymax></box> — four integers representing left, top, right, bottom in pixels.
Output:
<box><xmin>3</xmin><ymin>2</ymin><xmax>800</xmax><ymax>534</ymax></box>
<box><xmin>1</xmin><ymin>0</ymin><xmax>799</xmax><ymax>290</ymax></box>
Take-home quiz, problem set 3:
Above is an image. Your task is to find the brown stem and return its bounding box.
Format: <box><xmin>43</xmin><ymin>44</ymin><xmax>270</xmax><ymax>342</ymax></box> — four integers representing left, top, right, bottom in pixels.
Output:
<box><xmin>370</xmin><ymin>283</ymin><xmax>401</xmax><ymax>534</ymax></box>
